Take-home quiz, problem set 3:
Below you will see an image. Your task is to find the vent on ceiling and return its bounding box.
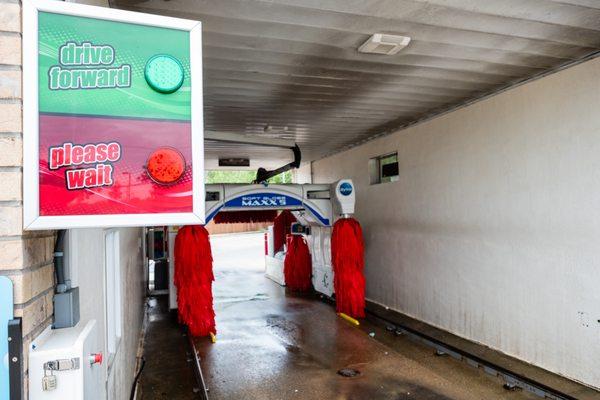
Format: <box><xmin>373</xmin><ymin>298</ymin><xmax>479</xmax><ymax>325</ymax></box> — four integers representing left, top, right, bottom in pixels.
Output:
<box><xmin>358</xmin><ymin>34</ymin><xmax>411</xmax><ymax>55</ymax></box>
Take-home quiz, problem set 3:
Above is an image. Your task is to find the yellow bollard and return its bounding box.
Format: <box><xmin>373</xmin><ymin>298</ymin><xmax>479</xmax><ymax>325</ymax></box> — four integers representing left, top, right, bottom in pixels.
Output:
<box><xmin>338</xmin><ymin>313</ymin><xmax>360</xmax><ymax>326</ymax></box>
<box><xmin>210</xmin><ymin>332</ymin><xmax>217</xmax><ymax>343</ymax></box>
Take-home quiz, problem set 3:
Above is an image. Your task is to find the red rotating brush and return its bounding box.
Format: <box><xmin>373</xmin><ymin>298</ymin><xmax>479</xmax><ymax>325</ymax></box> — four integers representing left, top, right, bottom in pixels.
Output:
<box><xmin>174</xmin><ymin>225</ymin><xmax>216</xmax><ymax>337</ymax></box>
<box><xmin>284</xmin><ymin>234</ymin><xmax>312</xmax><ymax>292</ymax></box>
<box><xmin>331</xmin><ymin>218</ymin><xmax>365</xmax><ymax>318</ymax></box>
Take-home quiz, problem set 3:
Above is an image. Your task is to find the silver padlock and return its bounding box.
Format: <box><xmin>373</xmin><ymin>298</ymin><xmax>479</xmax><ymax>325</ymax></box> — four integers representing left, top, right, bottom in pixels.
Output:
<box><xmin>42</xmin><ymin>369</ymin><xmax>57</xmax><ymax>391</ymax></box>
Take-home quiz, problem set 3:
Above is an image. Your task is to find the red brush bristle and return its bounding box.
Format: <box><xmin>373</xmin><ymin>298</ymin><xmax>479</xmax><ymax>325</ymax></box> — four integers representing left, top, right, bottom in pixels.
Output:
<box><xmin>273</xmin><ymin>210</ymin><xmax>297</xmax><ymax>253</ymax></box>
<box><xmin>331</xmin><ymin>218</ymin><xmax>365</xmax><ymax>318</ymax></box>
<box><xmin>284</xmin><ymin>235</ymin><xmax>312</xmax><ymax>291</ymax></box>
<box><xmin>174</xmin><ymin>225</ymin><xmax>216</xmax><ymax>337</ymax></box>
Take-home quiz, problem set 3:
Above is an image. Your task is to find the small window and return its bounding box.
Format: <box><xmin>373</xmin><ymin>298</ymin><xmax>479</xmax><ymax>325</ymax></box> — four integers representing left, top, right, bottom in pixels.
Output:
<box><xmin>369</xmin><ymin>152</ymin><xmax>399</xmax><ymax>184</ymax></box>
<box><xmin>104</xmin><ymin>230</ymin><xmax>122</xmax><ymax>364</ymax></box>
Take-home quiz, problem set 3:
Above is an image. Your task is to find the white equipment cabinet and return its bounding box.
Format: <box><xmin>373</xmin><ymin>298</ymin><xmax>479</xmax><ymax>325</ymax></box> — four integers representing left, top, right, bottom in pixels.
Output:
<box><xmin>29</xmin><ymin>320</ymin><xmax>104</xmax><ymax>400</ymax></box>
<box><xmin>265</xmin><ymin>251</ymin><xmax>286</xmax><ymax>286</ymax></box>
<box><xmin>310</xmin><ymin>226</ymin><xmax>335</xmax><ymax>297</ymax></box>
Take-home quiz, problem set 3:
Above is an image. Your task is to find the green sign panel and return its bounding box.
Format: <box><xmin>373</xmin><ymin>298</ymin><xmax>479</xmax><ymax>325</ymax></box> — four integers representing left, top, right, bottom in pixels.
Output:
<box><xmin>38</xmin><ymin>11</ymin><xmax>191</xmax><ymax>120</ymax></box>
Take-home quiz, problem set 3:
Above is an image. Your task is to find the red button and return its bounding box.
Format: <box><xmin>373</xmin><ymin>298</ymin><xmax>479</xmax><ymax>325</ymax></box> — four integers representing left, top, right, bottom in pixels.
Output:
<box><xmin>90</xmin><ymin>353</ymin><xmax>103</xmax><ymax>365</ymax></box>
<box><xmin>146</xmin><ymin>147</ymin><xmax>186</xmax><ymax>184</ymax></box>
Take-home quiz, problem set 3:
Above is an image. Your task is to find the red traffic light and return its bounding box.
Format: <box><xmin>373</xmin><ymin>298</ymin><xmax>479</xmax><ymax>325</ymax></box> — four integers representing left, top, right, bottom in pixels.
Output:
<box><xmin>146</xmin><ymin>147</ymin><xmax>186</xmax><ymax>184</ymax></box>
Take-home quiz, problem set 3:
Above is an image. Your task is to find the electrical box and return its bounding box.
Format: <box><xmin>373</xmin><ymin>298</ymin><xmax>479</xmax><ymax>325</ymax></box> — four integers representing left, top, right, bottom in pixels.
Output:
<box><xmin>29</xmin><ymin>320</ymin><xmax>104</xmax><ymax>400</ymax></box>
<box><xmin>53</xmin><ymin>287</ymin><xmax>80</xmax><ymax>329</ymax></box>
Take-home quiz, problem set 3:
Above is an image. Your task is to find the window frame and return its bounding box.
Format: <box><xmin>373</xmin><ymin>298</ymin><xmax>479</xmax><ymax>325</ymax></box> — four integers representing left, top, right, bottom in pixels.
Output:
<box><xmin>369</xmin><ymin>151</ymin><xmax>399</xmax><ymax>185</ymax></box>
<box><xmin>104</xmin><ymin>229</ymin><xmax>122</xmax><ymax>370</ymax></box>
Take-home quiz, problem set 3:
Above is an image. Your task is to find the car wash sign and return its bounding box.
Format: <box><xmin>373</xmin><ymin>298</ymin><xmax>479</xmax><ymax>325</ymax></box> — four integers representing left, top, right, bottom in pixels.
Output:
<box><xmin>23</xmin><ymin>0</ymin><xmax>204</xmax><ymax>229</ymax></box>
<box><xmin>225</xmin><ymin>193</ymin><xmax>303</xmax><ymax>208</ymax></box>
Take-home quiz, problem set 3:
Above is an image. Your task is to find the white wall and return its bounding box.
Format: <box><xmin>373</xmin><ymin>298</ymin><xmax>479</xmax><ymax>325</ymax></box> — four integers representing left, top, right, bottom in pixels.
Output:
<box><xmin>293</xmin><ymin>162</ymin><xmax>312</xmax><ymax>184</ymax></box>
<box><xmin>67</xmin><ymin>227</ymin><xmax>144</xmax><ymax>399</ymax></box>
<box><xmin>312</xmin><ymin>56</ymin><xmax>600</xmax><ymax>389</ymax></box>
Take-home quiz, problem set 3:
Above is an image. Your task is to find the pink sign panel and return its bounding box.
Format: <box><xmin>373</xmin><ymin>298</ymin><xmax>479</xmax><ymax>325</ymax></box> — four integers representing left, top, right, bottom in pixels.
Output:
<box><xmin>39</xmin><ymin>114</ymin><xmax>193</xmax><ymax>216</ymax></box>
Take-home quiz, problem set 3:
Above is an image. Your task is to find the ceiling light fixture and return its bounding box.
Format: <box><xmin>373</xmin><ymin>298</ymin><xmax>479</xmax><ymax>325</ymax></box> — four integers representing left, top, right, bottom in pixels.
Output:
<box><xmin>358</xmin><ymin>34</ymin><xmax>411</xmax><ymax>55</ymax></box>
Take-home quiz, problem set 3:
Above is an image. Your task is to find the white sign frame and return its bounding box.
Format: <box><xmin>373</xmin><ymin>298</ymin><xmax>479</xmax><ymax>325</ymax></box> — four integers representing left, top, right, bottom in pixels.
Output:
<box><xmin>23</xmin><ymin>0</ymin><xmax>205</xmax><ymax>229</ymax></box>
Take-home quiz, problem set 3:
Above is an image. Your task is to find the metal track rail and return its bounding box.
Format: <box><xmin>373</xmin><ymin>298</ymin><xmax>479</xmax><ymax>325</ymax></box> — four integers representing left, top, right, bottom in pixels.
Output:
<box><xmin>187</xmin><ymin>332</ymin><xmax>210</xmax><ymax>400</ymax></box>
<box><xmin>365</xmin><ymin>306</ymin><xmax>576</xmax><ymax>400</ymax></box>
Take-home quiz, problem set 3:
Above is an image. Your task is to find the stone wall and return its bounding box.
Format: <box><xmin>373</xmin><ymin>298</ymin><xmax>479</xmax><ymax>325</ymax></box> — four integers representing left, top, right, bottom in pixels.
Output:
<box><xmin>0</xmin><ymin>0</ymin><xmax>56</xmax><ymax>395</ymax></box>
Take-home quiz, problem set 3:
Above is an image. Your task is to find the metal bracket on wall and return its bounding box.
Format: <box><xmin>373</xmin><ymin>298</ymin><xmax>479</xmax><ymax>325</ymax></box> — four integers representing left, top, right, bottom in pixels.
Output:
<box><xmin>8</xmin><ymin>318</ymin><xmax>23</xmax><ymax>400</ymax></box>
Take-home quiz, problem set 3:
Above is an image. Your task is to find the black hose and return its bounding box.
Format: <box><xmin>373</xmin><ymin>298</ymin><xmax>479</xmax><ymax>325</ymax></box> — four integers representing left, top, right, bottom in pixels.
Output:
<box><xmin>129</xmin><ymin>356</ymin><xmax>146</xmax><ymax>400</ymax></box>
<box><xmin>253</xmin><ymin>144</ymin><xmax>301</xmax><ymax>183</ymax></box>
<box><xmin>54</xmin><ymin>230</ymin><xmax>67</xmax><ymax>293</ymax></box>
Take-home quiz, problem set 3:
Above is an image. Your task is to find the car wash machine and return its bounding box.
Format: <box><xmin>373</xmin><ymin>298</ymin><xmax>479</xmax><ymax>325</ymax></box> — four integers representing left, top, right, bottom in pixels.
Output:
<box><xmin>207</xmin><ymin>179</ymin><xmax>355</xmax><ymax>297</ymax></box>
<box><xmin>171</xmin><ymin>142</ymin><xmax>365</xmax><ymax>339</ymax></box>
<box><xmin>170</xmin><ymin>179</ymin><xmax>357</xmax><ymax>304</ymax></box>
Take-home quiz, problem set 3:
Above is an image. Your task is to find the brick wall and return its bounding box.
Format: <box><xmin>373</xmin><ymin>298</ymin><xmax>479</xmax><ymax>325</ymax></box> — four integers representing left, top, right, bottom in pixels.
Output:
<box><xmin>0</xmin><ymin>0</ymin><xmax>56</xmax><ymax>395</ymax></box>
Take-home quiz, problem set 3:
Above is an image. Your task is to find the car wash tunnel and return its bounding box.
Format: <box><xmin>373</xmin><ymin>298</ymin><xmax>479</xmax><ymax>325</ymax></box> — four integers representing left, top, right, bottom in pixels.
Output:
<box><xmin>5</xmin><ymin>0</ymin><xmax>600</xmax><ymax>399</ymax></box>
<box><xmin>136</xmin><ymin>184</ymin><xmax>596</xmax><ymax>400</ymax></box>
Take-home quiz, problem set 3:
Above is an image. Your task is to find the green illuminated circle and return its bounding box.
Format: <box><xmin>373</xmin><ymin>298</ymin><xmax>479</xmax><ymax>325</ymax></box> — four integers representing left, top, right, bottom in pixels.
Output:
<box><xmin>144</xmin><ymin>55</ymin><xmax>184</xmax><ymax>94</ymax></box>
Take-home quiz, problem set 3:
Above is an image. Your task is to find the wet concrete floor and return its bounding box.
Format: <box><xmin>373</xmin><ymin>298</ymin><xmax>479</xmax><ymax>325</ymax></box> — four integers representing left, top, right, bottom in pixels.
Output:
<box><xmin>139</xmin><ymin>296</ymin><xmax>199</xmax><ymax>399</ymax></box>
<box><xmin>193</xmin><ymin>232</ymin><xmax>537</xmax><ymax>400</ymax></box>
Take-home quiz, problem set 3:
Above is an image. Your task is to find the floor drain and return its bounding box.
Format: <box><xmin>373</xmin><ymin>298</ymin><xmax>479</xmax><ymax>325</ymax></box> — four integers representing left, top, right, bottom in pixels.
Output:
<box><xmin>337</xmin><ymin>368</ymin><xmax>361</xmax><ymax>378</ymax></box>
<box><xmin>503</xmin><ymin>383</ymin><xmax>522</xmax><ymax>392</ymax></box>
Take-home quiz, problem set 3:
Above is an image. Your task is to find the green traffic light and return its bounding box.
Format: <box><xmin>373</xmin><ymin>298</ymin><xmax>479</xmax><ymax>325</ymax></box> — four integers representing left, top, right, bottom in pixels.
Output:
<box><xmin>144</xmin><ymin>54</ymin><xmax>184</xmax><ymax>94</ymax></box>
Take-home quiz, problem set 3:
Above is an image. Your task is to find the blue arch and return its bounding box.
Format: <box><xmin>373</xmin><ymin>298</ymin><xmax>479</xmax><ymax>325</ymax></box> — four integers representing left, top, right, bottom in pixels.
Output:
<box><xmin>204</xmin><ymin>192</ymin><xmax>329</xmax><ymax>226</ymax></box>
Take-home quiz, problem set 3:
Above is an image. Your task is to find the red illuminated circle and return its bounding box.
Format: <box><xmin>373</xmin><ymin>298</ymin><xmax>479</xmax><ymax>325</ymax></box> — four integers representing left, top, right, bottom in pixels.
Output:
<box><xmin>146</xmin><ymin>147</ymin><xmax>186</xmax><ymax>184</ymax></box>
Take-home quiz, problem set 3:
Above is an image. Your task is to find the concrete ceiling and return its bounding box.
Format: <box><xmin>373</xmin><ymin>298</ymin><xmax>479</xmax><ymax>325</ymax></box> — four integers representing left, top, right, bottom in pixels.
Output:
<box><xmin>112</xmin><ymin>0</ymin><xmax>600</xmax><ymax>168</ymax></box>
